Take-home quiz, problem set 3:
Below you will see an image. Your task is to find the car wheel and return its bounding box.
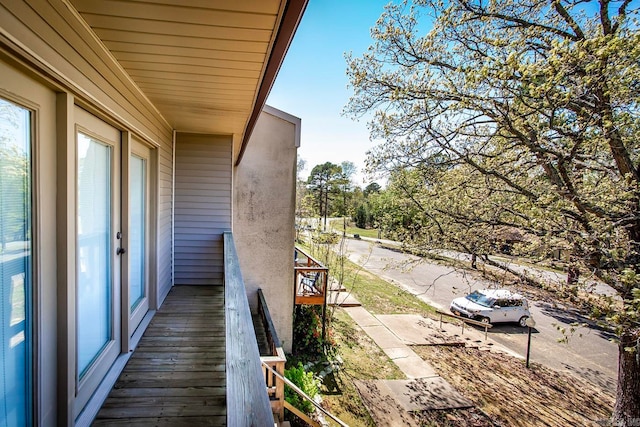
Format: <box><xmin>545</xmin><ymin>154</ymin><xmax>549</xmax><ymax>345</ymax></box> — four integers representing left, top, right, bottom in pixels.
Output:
<box><xmin>519</xmin><ymin>316</ymin><xmax>529</xmax><ymax>327</ymax></box>
<box><xmin>480</xmin><ymin>316</ymin><xmax>491</xmax><ymax>325</ymax></box>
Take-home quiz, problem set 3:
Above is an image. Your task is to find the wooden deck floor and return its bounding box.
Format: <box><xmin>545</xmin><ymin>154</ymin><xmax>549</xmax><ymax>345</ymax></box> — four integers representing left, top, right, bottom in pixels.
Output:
<box><xmin>93</xmin><ymin>286</ymin><xmax>226</xmax><ymax>426</ymax></box>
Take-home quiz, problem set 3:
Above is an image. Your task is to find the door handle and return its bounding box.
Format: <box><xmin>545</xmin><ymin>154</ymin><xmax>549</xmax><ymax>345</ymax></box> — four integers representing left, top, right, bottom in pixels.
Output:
<box><xmin>116</xmin><ymin>247</ymin><xmax>126</xmax><ymax>255</ymax></box>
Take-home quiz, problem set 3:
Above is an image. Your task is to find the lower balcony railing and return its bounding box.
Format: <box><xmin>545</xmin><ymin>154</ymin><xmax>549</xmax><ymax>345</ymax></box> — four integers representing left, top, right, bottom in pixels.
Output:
<box><xmin>257</xmin><ymin>289</ymin><xmax>286</xmax><ymax>422</ymax></box>
<box><xmin>294</xmin><ymin>246</ymin><xmax>329</xmax><ymax>305</ymax></box>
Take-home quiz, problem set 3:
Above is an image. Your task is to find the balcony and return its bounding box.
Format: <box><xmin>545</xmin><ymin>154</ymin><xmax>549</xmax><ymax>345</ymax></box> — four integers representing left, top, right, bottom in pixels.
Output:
<box><xmin>294</xmin><ymin>247</ymin><xmax>329</xmax><ymax>306</ymax></box>
<box><xmin>94</xmin><ymin>232</ymin><xmax>281</xmax><ymax>426</ymax></box>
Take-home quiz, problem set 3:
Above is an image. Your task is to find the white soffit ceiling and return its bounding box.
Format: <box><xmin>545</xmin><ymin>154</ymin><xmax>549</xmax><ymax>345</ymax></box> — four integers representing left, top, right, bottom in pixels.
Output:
<box><xmin>70</xmin><ymin>0</ymin><xmax>284</xmax><ymax>136</ymax></box>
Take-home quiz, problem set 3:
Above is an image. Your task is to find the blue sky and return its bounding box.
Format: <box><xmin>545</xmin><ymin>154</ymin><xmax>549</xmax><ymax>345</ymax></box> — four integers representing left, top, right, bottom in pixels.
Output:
<box><xmin>266</xmin><ymin>0</ymin><xmax>392</xmax><ymax>186</ymax></box>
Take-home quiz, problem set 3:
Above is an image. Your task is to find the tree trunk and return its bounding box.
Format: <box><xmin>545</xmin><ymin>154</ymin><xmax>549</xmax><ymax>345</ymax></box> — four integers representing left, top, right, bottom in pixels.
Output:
<box><xmin>612</xmin><ymin>326</ymin><xmax>640</xmax><ymax>426</ymax></box>
<box><xmin>567</xmin><ymin>265</ymin><xmax>580</xmax><ymax>285</ymax></box>
<box><xmin>323</xmin><ymin>189</ymin><xmax>328</xmax><ymax>231</ymax></box>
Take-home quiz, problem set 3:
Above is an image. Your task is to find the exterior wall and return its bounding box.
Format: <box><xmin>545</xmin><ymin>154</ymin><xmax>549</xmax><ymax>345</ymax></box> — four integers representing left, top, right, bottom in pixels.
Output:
<box><xmin>233</xmin><ymin>105</ymin><xmax>300</xmax><ymax>353</ymax></box>
<box><xmin>0</xmin><ymin>0</ymin><xmax>175</xmax><ymax>304</ymax></box>
<box><xmin>0</xmin><ymin>3</ymin><xmax>174</xmax><ymax>424</ymax></box>
<box><xmin>174</xmin><ymin>133</ymin><xmax>232</xmax><ymax>285</ymax></box>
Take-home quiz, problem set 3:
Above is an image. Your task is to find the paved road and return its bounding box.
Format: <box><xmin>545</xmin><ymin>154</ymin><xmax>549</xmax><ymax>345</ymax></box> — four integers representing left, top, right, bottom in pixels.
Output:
<box><xmin>436</xmin><ymin>249</ymin><xmax>620</xmax><ymax>298</ymax></box>
<box><xmin>342</xmin><ymin>238</ymin><xmax>618</xmax><ymax>389</ymax></box>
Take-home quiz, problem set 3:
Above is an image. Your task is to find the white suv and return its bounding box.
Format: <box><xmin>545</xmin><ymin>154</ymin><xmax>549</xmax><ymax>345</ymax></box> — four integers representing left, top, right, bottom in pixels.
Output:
<box><xmin>450</xmin><ymin>289</ymin><xmax>531</xmax><ymax>327</ymax></box>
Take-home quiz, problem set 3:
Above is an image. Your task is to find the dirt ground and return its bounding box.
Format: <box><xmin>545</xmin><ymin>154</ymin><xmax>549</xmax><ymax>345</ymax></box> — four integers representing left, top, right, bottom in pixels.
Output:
<box><xmin>351</xmin><ymin>344</ymin><xmax>613</xmax><ymax>426</ymax></box>
<box><xmin>412</xmin><ymin>346</ymin><xmax>614</xmax><ymax>427</ymax></box>
<box><xmin>354</xmin><ymin>379</ymin><xmax>495</xmax><ymax>427</ymax></box>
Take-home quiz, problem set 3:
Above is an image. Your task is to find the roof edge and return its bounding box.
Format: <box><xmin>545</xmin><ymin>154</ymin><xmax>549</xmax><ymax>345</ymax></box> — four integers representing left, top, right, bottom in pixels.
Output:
<box><xmin>235</xmin><ymin>0</ymin><xmax>308</xmax><ymax>166</ymax></box>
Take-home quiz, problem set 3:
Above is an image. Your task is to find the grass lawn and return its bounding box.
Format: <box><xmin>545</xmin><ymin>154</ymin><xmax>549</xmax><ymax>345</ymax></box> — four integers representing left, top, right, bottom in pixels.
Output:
<box><xmin>302</xmin><ymin>241</ymin><xmax>436</xmax><ymax>317</ymax></box>
<box><xmin>328</xmin><ymin>219</ymin><xmax>381</xmax><ymax>239</ymax></box>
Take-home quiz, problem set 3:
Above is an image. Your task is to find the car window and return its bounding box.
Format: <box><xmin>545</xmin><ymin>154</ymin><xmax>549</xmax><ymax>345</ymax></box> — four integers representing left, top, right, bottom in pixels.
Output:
<box><xmin>465</xmin><ymin>291</ymin><xmax>495</xmax><ymax>307</ymax></box>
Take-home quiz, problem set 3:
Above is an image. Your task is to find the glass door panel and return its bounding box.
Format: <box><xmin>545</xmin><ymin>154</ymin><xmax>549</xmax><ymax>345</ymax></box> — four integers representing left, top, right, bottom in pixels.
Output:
<box><xmin>128</xmin><ymin>139</ymin><xmax>150</xmax><ymax>335</ymax></box>
<box><xmin>129</xmin><ymin>155</ymin><xmax>145</xmax><ymax>311</ymax></box>
<box><xmin>76</xmin><ymin>133</ymin><xmax>112</xmax><ymax>377</ymax></box>
<box><xmin>74</xmin><ymin>106</ymin><xmax>120</xmax><ymax>417</ymax></box>
<box><xmin>0</xmin><ymin>98</ymin><xmax>32</xmax><ymax>426</ymax></box>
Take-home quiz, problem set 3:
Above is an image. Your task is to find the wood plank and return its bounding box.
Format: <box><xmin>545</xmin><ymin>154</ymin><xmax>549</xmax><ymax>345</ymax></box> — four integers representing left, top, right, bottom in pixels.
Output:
<box><xmin>99</xmin><ymin>396</ymin><xmax>226</xmax><ymax>408</ymax></box>
<box><xmin>149</xmin><ymin>311</ymin><xmax>225</xmax><ymax>317</ymax></box>
<box><xmin>142</xmin><ymin>321</ymin><xmax>224</xmax><ymax>326</ymax></box>
<box><xmin>123</xmin><ymin>361</ymin><xmax>225</xmax><ymax>372</ymax></box>
<box><xmin>141</xmin><ymin>327</ymin><xmax>224</xmax><ymax>335</ymax></box>
<box><xmin>132</xmin><ymin>351</ymin><xmax>225</xmax><ymax>360</ymax></box>
<box><xmin>93</xmin><ymin>416</ymin><xmax>225</xmax><ymax>426</ymax></box>
<box><xmin>147</xmin><ymin>310</ymin><xmax>224</xmax><ymax>316</ymax></box>
<box><xmin>114</xmin><ymin>376</ymin><xmax>225</xmax><ymax>389</ymax></box>
<box><xmin>137</xmin><ymin>338</ymin><xmax>225</xmax><ymax>347</ymax></box>
<box><xmin>107</xmin><ymin>387</ymin><xmax>225</xmax><ymax>398</ymax></box>
<box><xmin>146</xmin><ymin>317</ymin><xmax>224</xmax><ymax>322</ymax></box>
<box><xmin>132</xmin><ymin>345</ymin><xmax>225</xmax><ymax>353</ymax></box>
<box><xmin>97</xmin><ymin>396</ymin><xmax>226</xmax><ymax>417</ymax></box>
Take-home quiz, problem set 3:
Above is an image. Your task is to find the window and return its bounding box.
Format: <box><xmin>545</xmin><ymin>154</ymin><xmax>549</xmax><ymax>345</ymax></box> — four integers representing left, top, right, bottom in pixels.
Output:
<box><xmin>0</xmin><ymin>98</ymin><xmax>32</xmax><ymax>426</ymax></box>
<box><xmin>76</xmin><ymin>133</ymin><xmax>112</xmax><ymax>378</ymax></box>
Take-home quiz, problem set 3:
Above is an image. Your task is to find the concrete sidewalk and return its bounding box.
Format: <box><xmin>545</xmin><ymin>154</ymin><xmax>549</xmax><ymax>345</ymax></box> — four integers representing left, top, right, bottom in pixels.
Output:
<box><xmin>343</xmin><ymin>305</ymin><xmax>438</xmax><ymax>378</ymax></box>
<box><xmin>341</xmin><ymin>297</ymin><xmax>478</xmax><ymax>423</ymax></box>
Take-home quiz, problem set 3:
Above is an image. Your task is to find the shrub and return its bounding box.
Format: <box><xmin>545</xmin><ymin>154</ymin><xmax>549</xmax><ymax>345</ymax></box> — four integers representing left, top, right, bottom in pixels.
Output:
<box><xmin>292</xmin><ymin>305</ymin><xmax>336</xmax><ymax>360</ymax></box>
<box><xmin>284</xmin><ymin>362</ymin><xmax>319</xmax><ymax>414</ymax></box>
<box><xmin>311</xmin><ymin>231</ymin><xmax>340</xmax><ymax>245</ymax></box>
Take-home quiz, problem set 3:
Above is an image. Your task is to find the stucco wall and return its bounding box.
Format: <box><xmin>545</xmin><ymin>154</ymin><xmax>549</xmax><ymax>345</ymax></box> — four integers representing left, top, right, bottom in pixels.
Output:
<box><xmin>233</xmin><ymin>105</ymin><xmax>300</xmax><ymax>353</ymax></box>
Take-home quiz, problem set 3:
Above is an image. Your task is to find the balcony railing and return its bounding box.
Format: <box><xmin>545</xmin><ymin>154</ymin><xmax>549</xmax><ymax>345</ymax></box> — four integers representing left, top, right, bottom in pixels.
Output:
<box><xmin>224</xmin><ymin>232</ymin><xmax>274</xmax><ymax>426</ymax></box>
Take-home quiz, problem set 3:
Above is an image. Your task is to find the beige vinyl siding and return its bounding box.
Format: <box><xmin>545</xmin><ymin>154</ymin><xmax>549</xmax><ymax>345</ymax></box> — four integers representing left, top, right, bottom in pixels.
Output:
<box><xmin>175</xmin><ymin>133</ymin><xmax>231</xmax><ymax>285</ymax></box>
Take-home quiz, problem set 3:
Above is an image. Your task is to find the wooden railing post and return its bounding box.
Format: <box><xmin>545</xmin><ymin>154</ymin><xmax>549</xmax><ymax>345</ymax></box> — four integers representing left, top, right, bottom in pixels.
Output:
<box><xmin>257</xmin><ymin>289</ymin><xmax>287</xmax><ymax>422</ymax></box>
<box><xmin>274</xmin><ymin>359</ymin><xmax>285</xmax><ymax>419</ymax></box>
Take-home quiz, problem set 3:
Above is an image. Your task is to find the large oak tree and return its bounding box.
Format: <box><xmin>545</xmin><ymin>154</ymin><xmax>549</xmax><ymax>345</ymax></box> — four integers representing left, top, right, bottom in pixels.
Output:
<box><xmin>346</xmin><ymin>0</ymin><xmax>640</xmax><ymax>422</ymax></box>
